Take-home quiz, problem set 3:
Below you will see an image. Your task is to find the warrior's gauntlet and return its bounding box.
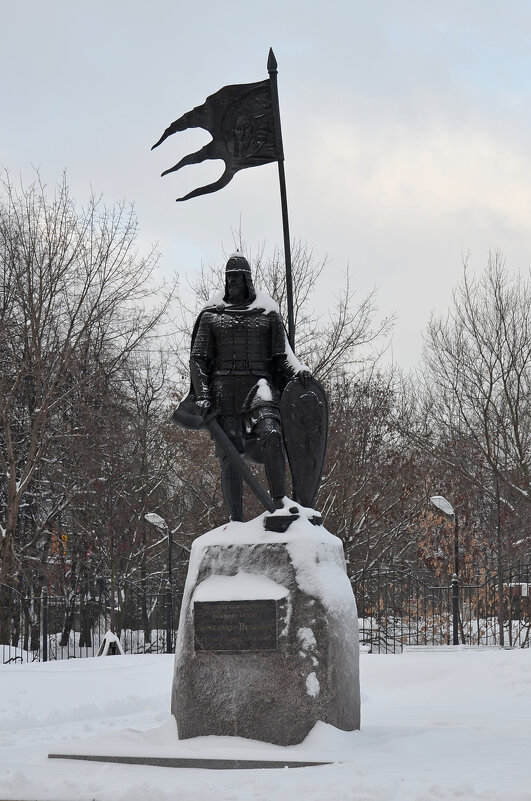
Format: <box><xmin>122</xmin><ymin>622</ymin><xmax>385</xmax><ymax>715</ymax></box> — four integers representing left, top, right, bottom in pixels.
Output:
<box><xmin>190</xmin><ymin>357</ymin><xmax>211</xmax><ymax>408</ymax></box>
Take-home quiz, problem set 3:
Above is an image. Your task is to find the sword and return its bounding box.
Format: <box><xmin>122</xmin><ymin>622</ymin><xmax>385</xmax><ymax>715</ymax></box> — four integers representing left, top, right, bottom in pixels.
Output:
<box><xmin>171</xmin><ymin>400</ymin><xmax>277</xmax><ymax>514</ymax></box>
<box><xmin>202</xmin><ymin>410</ymin><xmax>277</xmax><ymax>514</ymax></box>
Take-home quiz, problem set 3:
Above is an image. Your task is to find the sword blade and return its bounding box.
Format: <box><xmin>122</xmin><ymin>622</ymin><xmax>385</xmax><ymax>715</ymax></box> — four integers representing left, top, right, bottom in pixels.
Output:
<box><xmin>205</xmin><ymin>417</ymin><xmax>276</xmax><ymax>514</ymax></box>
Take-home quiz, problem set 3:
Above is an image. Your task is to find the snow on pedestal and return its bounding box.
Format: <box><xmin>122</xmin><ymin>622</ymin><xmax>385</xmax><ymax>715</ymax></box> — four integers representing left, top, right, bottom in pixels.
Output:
<box><xmin>171</xmin><ymin>505</ymin><xmax>360</xmax><ymax>746</ymax></box>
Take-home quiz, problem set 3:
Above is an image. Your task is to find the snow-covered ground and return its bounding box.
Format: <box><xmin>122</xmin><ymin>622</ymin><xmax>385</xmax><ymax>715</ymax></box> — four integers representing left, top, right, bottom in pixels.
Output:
<box><xmin>0</xmin><ymin>647</ymin><xmax>529</xmax><ymax>801</ymax></box>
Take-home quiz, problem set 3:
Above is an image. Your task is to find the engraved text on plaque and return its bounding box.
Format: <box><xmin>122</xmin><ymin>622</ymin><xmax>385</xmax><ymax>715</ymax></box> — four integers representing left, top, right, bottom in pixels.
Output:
<box><xmin>194</xmin><ymin>599</ymin><xmax>278</xmax><ymax>652</ymax></box>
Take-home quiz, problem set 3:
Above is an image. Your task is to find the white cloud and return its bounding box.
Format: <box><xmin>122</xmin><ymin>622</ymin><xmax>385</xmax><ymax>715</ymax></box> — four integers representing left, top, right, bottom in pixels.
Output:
<box><xmin>297</xmin><ymin>119</ymin><xmax>531</xmax><ymax>233</ymax></box>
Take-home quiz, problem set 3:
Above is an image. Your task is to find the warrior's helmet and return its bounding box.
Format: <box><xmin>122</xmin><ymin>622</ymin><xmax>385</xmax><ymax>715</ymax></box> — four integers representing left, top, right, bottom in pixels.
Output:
<box><xmin>223</xmin><ymin>251</ymin><xmax>256</xmax><ymax>304</ymax></box>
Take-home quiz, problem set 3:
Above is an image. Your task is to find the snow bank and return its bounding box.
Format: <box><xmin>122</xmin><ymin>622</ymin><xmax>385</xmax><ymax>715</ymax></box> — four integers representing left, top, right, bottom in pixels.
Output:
<box><xmin>0</xmin><ymin>649</ymin><xmax>530</xmax><ymax>801</ymax></box>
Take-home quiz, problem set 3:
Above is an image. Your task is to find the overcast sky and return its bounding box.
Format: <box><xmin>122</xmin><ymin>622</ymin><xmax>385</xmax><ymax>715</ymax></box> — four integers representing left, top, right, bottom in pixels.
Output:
<box><xmin>2</xmin><ymin>1</ymin><xmax>531</xmax><ymax>369</ymax></box>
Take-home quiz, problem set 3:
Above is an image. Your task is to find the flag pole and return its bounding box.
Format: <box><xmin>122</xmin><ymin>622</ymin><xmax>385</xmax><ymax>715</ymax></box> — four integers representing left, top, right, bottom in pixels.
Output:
<box><xmin>267</xmin><ymin>48</ymin><xmax>295</xmax><ymax>350</ymax></box>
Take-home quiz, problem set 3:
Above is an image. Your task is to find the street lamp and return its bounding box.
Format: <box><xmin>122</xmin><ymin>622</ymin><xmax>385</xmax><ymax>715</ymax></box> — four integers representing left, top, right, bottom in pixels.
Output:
<box><xmin>144</xmin><ymin>512</ymin><xmax>172</xmax><ymax>588</ymax></box>
<box><xmin>430</xmin><ymin>495</ymin><xmax>459</xmax><ymax>645</ymax></box>
<box><xmin>144</xmin><ymin>512</ymin><xmax>173</xmax><ymax>654</ymax></box>
<box><xmin>430</xmin><ymin>496</ymin><xmax>459</xmax><ymax>577</ymax></box>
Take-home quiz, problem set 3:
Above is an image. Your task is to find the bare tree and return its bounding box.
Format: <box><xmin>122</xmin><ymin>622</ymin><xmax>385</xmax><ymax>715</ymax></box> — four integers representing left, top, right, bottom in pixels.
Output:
<box><xmin>0</xmin><ymin>172</ymin><xmax>171</xmax><ymax>604</ymax></box>
<box><xmin>322</xmin><ymin>370</ymin><xmax>428</xmax><ymax>573</ymax></box>
<box><xmin>422</xmin><ymin>254</ymin><xmax>531</xmax><ymax>504</ymax></box>
<box><xmin>415</xmin><ymin>254</ymin><xmax>531</xmax><ymax>641</ymax></box>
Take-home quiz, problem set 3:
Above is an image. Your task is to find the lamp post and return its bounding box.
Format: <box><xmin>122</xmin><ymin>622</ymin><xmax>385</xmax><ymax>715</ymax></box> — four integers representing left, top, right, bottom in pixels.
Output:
<box><xmin>144</xmin><ymin>512</ymin><xmax>172</xmax><ymax>588</ymax></box>
<box><xmin>145</xmin><ymin>512</ymin><xmax>173</xmax><ymax>654</ymax></box>
<box><xmin>430</xmin><ymin>495</ymin><xmax>459</xmax><ymax>645</ymax></box>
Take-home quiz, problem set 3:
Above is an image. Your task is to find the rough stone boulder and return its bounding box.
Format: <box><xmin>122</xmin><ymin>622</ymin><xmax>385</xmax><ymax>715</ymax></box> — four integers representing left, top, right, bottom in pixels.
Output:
<box><xmin>171</xmin><ymin>507</ymin><xmax>360</xmax><ymax>746</ymax></box>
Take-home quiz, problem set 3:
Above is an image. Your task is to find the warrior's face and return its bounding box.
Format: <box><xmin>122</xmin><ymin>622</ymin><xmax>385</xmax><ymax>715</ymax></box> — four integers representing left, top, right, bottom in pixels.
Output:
<box><xmin>226</xmin><ymin>272</ymin><xmax>248</xmax><ymax>304</ymax></box>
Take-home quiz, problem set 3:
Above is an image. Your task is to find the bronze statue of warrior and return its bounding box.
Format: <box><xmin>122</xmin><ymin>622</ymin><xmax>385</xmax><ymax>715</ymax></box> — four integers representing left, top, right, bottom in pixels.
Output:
<box><xmin>173</xmin><ymin>252</ymin><xmax>327</xmax><ymax>522</ymax></box>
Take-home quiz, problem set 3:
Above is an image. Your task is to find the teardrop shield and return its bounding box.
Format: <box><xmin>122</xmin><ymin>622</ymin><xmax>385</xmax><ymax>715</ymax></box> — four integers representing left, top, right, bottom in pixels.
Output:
<box><xmin>280</xmin><ymin>377</ymin><xmax>329</xmax><ymax>509</ymax></box>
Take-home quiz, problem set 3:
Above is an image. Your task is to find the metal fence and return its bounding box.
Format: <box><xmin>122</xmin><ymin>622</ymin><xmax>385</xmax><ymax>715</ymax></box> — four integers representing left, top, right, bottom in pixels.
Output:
<box><xmin>2</xmin><ymin>564</ymin><xmax>530</xmax><ymax>662</ymax></box>
<box><xmin>0</xmin><ymin>578</ymin><xmax>183</xmax><ymax>664</ymax></box>
<box><xmin>353</xmin><ymin>564</ymin><xmax>531</xmax><ymax>653</ymax></box>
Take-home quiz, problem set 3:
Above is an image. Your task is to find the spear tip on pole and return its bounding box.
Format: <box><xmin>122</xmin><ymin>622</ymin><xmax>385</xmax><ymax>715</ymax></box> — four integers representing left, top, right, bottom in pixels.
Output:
<box><xmin>267</xmin><ymin>48</ymin><xmax>277</xmax><ymax>73</ymax></box>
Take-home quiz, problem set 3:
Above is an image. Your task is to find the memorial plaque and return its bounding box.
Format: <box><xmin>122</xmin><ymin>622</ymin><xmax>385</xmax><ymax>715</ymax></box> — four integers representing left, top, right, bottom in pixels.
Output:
<box><xmin>194</xmin><ymin>599</ymin><xmax>278</xmax><ymax>652</ymax></box>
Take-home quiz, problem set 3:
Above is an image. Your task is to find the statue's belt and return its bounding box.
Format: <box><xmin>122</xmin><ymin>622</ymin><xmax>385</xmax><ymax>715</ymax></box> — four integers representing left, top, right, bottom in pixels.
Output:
<box><xmin>214</xmin><ymin>361</ymin><xmax>270</xmax><ymax>374</ymax></box>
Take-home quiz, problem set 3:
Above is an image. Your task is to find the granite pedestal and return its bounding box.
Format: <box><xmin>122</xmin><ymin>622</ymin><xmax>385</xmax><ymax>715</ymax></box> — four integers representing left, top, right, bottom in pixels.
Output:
<box><xmin>172</xmin><ymin>509</ymin><xmax>360</xmax><ymax>746</ymax></box>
